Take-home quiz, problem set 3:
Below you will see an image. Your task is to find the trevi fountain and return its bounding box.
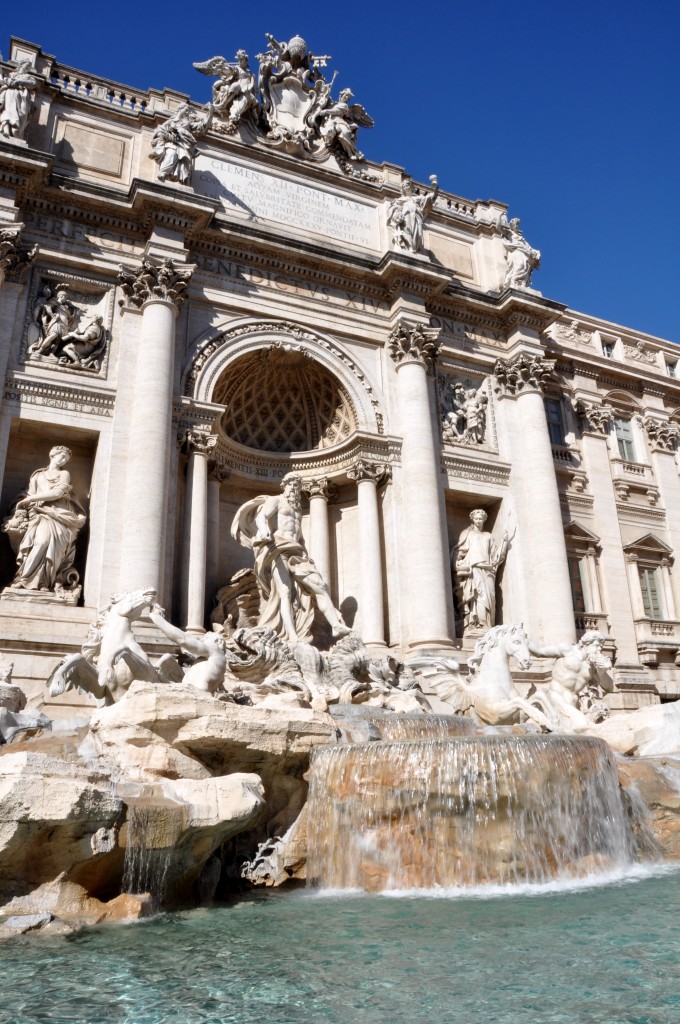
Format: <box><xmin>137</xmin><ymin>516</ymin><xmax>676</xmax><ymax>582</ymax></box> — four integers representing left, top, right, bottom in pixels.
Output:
<box><xmin>0</xmin><ymin>28</ymin><xmax>679</xmax><ymax>1024</ymax></box>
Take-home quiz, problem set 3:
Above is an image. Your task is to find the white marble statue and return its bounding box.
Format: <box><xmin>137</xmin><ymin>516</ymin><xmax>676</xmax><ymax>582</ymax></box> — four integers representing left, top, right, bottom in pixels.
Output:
<box><xmin>2</xmin><ymin>446</ymin><xmax>86</xmax><ymax>599</ymax></box>
<box><xmin>453</xmin><ymin>510</ymin><xmax>508</xmax><ymax>633</ymax></box>
<box><xmin>148</xmin><ymin>605</ymin><xmax>231</xmax><ymax>694</ymax></box>
<box><xmin>501</xmin><ymin>216</ymin><xmax>540</xmax><ymax>289</ymax></box>
<box><xmin>386</xmin><ymin>176</ymin><xmax>438</xmax><ymax>254</ymax></box>
<box><xmin>432</xmin><ymin>624</ymin><xmax>557</xmax><ymax>730</ymax></box>
<box><xmin>47</xmin><ymin>587</ymin><xmax>171</xmax><ymax>705</ymax></box>
<box><xmin>440</xmin><ymin>378</ymin><xmax>488</xmax><ymax>445</ymax></box>
<box><xmin>58</xmin><ymin>314</ymin><xmax>107</xmax><ymax>369</ymax></box>
<box><xmin>317</xmin><ymin>88</ymin><xmax>374</xmax><ymax>162</ymax></box>
<box><xmin>0</xmin><ymin>60</ymin><xmax>38</xmax><ymax>140</ymax></box>
<box><xmin>528</xmin><ymin>631</ymin><xmax>613</xmax><ymax>732</ymax></box>
<box><xmin>151</xmin><ymin>103</ymin><xmax>212</xmax><ymax>184</ymax></box>
<box><xmin>193</xmin><ymin>52</ymin><xmax>258</xmax><ymax>133</ymax></box>
<box><xmin>231</xmin><ymin>473</ymin><xmax>350</xmax><ymax>644</ymax></box>
<box><xmin>28</xmin><ymin>285</ymin><xmax>78</xmax><ymax>358</ymax></box>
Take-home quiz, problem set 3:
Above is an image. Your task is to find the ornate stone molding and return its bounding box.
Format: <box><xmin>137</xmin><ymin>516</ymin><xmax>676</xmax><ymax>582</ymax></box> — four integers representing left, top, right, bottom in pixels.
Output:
<box><xmin>179</xmin><ymin>427</ymin><xmax>218</xmax><ymax>457</ymax></box>
<box><xmin>387</xmin><ymin>320</ymin><xmax>440</xmax><ymax>369</ymax></box>
<box><xmin>3</xmin><ymin>372</ymin><xmax>115</xmax><ymax>418</ymax></box>
<box><xmin>346</xmin><ymin>460</ymin><xmax>391</xmax><ymax>485</ymax></box>
<box><xmin>186</xmin><ymin>318</ymin><xmax>384</xmax><ymax>434</ymax></box>
<box><xmin>207</xmin><ymin>456</ymin><xmax>230</xmax><ymax>484</ymax></box>
<box><xmin>118</xmin><ymin>258</ymin><xmax>193</xmax><ymax>309</ymax></box>
<box><xmin>302</xmin><ymin>476</ymin><xmax>337</xmax><ymax>501</ymax></box>
<box><xmin>0</xmin><ymin>228</ymin><xmax>37</xmax><ymax>280</ymax></box>
<box><xmin>640</xmin><ymin>416</ymin><xmax>680</xmax><ymax>453</ymax></box>
<box><xmin>440</xmin><ymin>452</ymin><xmax>511</xmax><ymax>488</ymax></box>
<box><xmin>573</xmin><ymin>399</ymin><xmax>614</xmax><ymax>436</ymax></box>
<box><xmin>493</xmin><ymin>354</ymin><xmax>555</xmax><ymax>396</ymax></box>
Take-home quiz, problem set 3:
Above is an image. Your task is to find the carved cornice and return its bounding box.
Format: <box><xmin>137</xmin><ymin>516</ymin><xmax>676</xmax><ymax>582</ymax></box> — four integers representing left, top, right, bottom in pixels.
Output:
<box><xmin>179</xmin><ymin>427</ymin><xmax>218</xmax><ymax>457</ymax></box>
<box><xmin>440</xmin><ymin>452</ymin><xmax>511</xmax><ymax>487</ymax></box>
<box><xmin>346</xmin><ymin>460</ymin><xmax>391</xmax><ymax>485</ymax></box>
<box><xmin>493</xmin><ymin>354</ymin><xmax>555</xmax><ymax>396</ymax></box>
<box><xmin>117</xmin><ymin>258</ymin><xmax>193</xmax><ymax>310</ymax></box>
<box><xmin>3</xmin><ymin>372</ymin><xmax>115</xmax><ymax>417</ymax></box>
<box><xmin>387</xmin><ymin>320</ymin><xmax>440</xmax><ymax>369</ymax></box>
<box><xmin>639</xmin><ymin>416</ymin><xmax>680</xmax><ymax>453</ymax></box>
<box><xmin>0</xmin><ymin>227</ymin><xmax>37</xmax><ymax>280</ymax></box>
<box><xmin>573</xmin><ymin>399</ymin><xmax>614</xmax><ymax>436</ymax></box>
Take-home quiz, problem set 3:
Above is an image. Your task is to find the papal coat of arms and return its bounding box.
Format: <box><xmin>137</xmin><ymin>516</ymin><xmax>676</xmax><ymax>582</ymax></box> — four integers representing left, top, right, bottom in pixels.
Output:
<box><xmin>194</xmin><ymin>33</ymin><xmax>376</xmax><ymax>178</ymax></box>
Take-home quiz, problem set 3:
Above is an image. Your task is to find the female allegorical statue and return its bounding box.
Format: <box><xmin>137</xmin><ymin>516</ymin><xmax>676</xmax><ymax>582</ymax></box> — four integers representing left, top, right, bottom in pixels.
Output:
<box><xmin>2</xmin><ymin>445</ymin><xmax>86</xmax><ymax>596</ymax></box>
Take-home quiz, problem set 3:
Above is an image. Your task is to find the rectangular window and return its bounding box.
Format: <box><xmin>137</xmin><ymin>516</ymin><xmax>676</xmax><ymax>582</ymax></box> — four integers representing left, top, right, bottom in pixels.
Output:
<box><xmin>614</xmin><ymin>417</ymin><xmax>636</xmax><ymax>461</ymax></box>
<box><xmin>602</xmin><ymin>342</ymin><xmax>615</xmax><ymax>359</ymax></box>
<box><xmin>544</xmin><ymin>398</ymin><xmax>566</xmax><ymax>446</ymax></box>
<box><xmin>568</xmin><ymin>556</ymin><xmax>587</xmax><ymax>613</ymax></box>
<box><xmin>639</xmin><ymin>566</ymin><xmax>663</xmax><ymax>620</ymax></box>
<box><xmin>667</xmin><ymin>361</ymin><xmax>677</xmax><ymax>379</ymax></box>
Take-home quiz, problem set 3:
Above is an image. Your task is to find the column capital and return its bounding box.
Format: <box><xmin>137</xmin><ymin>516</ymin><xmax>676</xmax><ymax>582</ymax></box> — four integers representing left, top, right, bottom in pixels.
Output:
<box><xmin>639</xmin><ymin>415</ymin><xmax>680</xmax><ymax>453</ymax></box>
<box><xmin>493</xmin><ymin>353</ymin><xmax>555</xmax><ymax>396</ymax></box>
<box><xmin>118</xmin><ymin>257</ymin><xmax>193</xmax><ymax>311</ymax></box>
<box><xmin>207</xmin><ymin>456</ymin><xmax>230</xmax><ymax>483</ymax></box>
<box><xmin>573</xmin><ymin>398</ymin><xmax>614</xmax><ymax>436</ymax></box>
<box><xmin>347</xmin><ymin>459</ymin><xmax>391</xmax><ymax>485</ymax></box>
<box><xmin>0</xmin><ymin>227</ymin><xmax>37</xmax><ymax>280</ymax></box>
<box><xmin>179</xmin><ymin>427</ymin><xmax>217</xmax><ymax>457</ymax></box>
<box><xmin>387</xmin><ymin>319</ymin><xmax>440</xmax><ymax>369</ymax></box>
<box><xmin>302</xmin><ymin>476</ymin><xmax>337</xmax><ymax>501</ymax></box>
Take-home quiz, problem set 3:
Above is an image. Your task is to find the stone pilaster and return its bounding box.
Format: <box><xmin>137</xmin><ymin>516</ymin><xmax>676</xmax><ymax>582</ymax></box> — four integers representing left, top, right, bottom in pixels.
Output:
<box><xmin>387</xmin><ymin>320</ymin><xmax>454</xmax><ymax>652</ymax></box>
<box><xmin>347</xmin><ymin>460</ymin><xmax>391</xmax><ymax>646</ymax></box>
<box><xmin>179</xmin><ymin>428</ymin><xmax>217</xmax><ymax>632</ymax></box>
<box><xmin>640</xmin><ymin>416</ymin><xmax>680</xmax><ymax>616</ymax></box>
<box><xmin>302</xmin><ymin>477</ymin><xmax>336</xmax><ymax>591</ymax></box>
<box><xmin>0</xmin><ymin>227</ymin><xmax>36</xmax><ymax>423</ymax></box>
<box><xmin>494</xmin><ymin>354</ymin><xmax>575</xmax><ymax>643</ymax></box>
<box><xmin>573</xmin><ymin>397</ymin><xmax>639</xmax><ymax>662</ymax></box>
<box><xmin>117</xmin><ymin>258</ymin><xmax>193</xmax><ymax>595</ymax></box>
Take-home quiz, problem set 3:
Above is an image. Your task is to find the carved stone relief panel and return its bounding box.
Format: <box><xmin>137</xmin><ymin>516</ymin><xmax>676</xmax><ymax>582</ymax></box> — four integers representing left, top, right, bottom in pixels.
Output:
<box><xmin>20</xmin><ymin>269</ymin><xmax>113</xmax><ymax>377</ymax></box>
<box><xmin>437</xmin><ymin>372</ymin><xmax>492</xmax><ymax>448</ymax></box>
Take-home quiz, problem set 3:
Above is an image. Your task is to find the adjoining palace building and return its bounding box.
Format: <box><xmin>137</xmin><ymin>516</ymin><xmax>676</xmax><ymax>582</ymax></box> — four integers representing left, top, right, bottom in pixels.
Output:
<box><xmin>1</xmin><ymin>33</ymin><xmax>678</xmax><ymax>712</ymax></box>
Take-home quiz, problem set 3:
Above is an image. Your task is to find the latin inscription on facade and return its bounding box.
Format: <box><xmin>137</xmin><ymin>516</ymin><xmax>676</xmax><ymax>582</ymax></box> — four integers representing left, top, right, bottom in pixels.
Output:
<box><xmin>193</xmin><ymin>156</ymin><xmax>380</xmax><ymax>251</ymax></box>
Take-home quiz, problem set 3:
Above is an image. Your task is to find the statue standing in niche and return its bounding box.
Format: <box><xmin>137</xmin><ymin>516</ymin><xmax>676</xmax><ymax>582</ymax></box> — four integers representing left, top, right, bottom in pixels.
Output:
<box><xmin>2</xmin><ymin>445</ymin><xmax>86</xmax><ymax>600</ymax></box>
<box><xmin>386</xmin><ymin>175</ymin><xmax>439</xmax><ymax>254</ymax></box>
<box><xmin>231</xmin><ymin>473</ymin><xmax>350</xmax><ymax>644</ymax></box>
<box><xmin>453</xmin><ymin>509</ymin><xmax>508</xmax><ymax>633</ymax></box>
<box><xmin>0</xmin><ymin>60</ymin><xmax>38</xmax><ymax>140</ymax></box>
<box><xmin>150</xmin><ymin>102</ymin><xmax>213</xmax><ymax>184</ymax></box>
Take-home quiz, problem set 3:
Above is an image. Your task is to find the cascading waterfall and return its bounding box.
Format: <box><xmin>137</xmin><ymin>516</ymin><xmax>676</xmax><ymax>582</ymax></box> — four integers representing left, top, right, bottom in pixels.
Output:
<box><xmin>306</xmin><ymin>733</ymin><xmax>635</xmax><ymax>891</ymax></box>
<box><xmin>122</xmin><ymin>800</ymin><xmax>185</xmax><ymax>906</ymax></box>
<box><xmin>371</xmin><ymin>713</ymin><xmax>477</xmax><ymax>742</ymax></box>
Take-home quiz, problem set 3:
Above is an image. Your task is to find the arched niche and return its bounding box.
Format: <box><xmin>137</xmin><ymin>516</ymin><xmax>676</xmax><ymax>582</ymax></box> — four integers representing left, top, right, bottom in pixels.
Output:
<box><xmin>184</xmin><ymin>318</ymin><xmax>384</xmax><ymax>439</ymax></box>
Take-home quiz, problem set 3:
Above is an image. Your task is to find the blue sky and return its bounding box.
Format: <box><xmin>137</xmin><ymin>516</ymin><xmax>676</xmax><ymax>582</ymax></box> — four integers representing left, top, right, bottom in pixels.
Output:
<box><xmin>5</xmin><ymin>1</ymin><xmax>680</xmax><ymax>342</ymax></box>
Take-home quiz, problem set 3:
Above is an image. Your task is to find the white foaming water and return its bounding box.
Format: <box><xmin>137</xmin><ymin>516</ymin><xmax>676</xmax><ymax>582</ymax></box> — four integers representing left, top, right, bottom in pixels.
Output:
<box><xmin>306</xmin><ymin>733</ymin><xmax>637</xmax><ymax>891</ymax></box>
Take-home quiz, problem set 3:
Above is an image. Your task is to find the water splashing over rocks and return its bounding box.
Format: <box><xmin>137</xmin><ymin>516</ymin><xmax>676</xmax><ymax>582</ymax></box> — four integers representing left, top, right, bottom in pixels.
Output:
<box><xmin>306</xmin><ymin>734</ymin><xmax>634</xmax><ymax>891</ymax></box>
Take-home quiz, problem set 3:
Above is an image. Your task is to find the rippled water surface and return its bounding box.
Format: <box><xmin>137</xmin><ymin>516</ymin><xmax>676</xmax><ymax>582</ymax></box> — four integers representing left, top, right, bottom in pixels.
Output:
<box><xmin>2</xmin><ymin>870</ymin><xmax>680</xmax><ymax>1024</ymax></box>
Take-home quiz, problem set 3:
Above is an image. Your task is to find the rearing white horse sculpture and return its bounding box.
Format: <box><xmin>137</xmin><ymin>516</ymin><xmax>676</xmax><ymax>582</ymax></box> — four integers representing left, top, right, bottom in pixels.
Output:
<box><xmin>434</xmin><ymin>624</ymin><xmax>559</xmax><ymax>731</ymax></box>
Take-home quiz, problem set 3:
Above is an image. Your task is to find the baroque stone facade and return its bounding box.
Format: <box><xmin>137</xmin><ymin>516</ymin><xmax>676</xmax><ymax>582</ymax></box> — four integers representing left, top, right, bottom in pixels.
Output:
<box><xmin>2</xmin><ymin>32</ymin><xmax>680</xmax><ymax>712</ymax></box>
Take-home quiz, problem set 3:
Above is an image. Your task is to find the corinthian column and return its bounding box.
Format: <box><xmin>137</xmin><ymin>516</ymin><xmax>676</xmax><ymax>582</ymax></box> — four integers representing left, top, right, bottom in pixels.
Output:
<box><xmin>302</xmin><ymin>477</ymin><xmax>335</xmax><ymax>589</ymax></box>
<box><xmin>180</xmin><ymin>428</ymin><xmax>217</xmax><ymax>631</ymax></box>
<box><xmin>347</xmin><ymin>460</ymin><xmax>390</xmax><ymax>646</ymax></box>
<box><xmin>117</xmin><ymin>258</ymin><xmax>193</xmax><ymax>594</ymax></box>
<box><xmin>0</xmin><ymin>228</ymin><xmax>36</xmax><ymax>420</ymax></box>
<box><xmin>494</xmin><ymin>354</ymin><xmax>575</xmax><ymax>643</ymax></box>
<box><xmin>387</xmin><ymin>320</ymin><xmax>454</xmax><ymax>652</ymax></box>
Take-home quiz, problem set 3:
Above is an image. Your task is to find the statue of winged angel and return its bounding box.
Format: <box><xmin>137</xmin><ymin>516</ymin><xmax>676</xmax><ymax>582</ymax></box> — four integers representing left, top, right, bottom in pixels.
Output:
<box><xmin>315</xmin><ymin>87</ymin><xmax>374</xmax><ymax>162</ymax></box>
<box><xmin>193</xmin><ymin>51</ymin><xmax>258</xmax><ymax>133</ymax></box>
